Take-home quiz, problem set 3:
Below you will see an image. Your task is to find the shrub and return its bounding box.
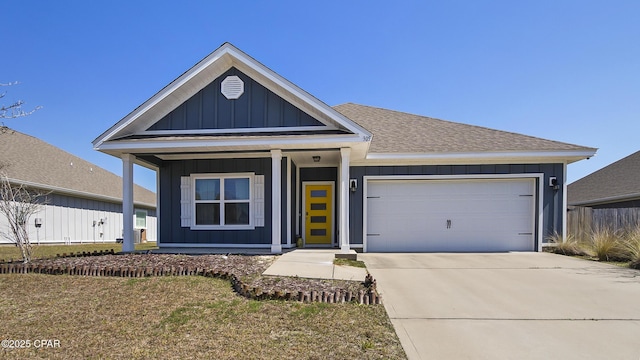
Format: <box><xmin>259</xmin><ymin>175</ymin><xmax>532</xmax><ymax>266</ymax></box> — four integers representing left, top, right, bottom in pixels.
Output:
<box><xmin>622</xmin><ymin>226</ymin><xmax>640</xmax><ymax>269</ymax></box>
<box><xmin>589</xmin><ymin>227</ymin><xmax>628</xmax><ymax>262</ymax></box>
<box><xmin>545</xmin><ymin>232</ymin><xmax>589</xmax><ymax>256</ymax></box>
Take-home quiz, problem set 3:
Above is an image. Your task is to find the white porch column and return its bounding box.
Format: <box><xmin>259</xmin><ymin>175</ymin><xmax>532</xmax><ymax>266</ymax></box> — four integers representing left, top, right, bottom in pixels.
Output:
<box><xmin>339</xmin><ymin>148</ymin><xmax>351</xmax><ymax>253</ymax></box>
<box><xmin>271</xmin><ymin>150</ymin><xmax>283</xmax><ymax>253</ymax></box>
<box><xmin>122</xmin><ymin>154</ymin><xmax>135</xmax><ymax>253</ymax></box>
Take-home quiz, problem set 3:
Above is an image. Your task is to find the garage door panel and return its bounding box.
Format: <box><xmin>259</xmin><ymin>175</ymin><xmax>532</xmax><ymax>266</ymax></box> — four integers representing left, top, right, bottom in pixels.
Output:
<box><xmin>366</xmin><ymin>179</ymin><xmax>535</xmax><ymax>252</ymax></box>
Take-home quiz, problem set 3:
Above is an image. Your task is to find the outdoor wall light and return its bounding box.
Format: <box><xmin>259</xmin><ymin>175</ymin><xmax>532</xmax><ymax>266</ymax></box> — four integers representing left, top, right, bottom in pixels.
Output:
<box><xmin>549</xmin><ymin>176</ymin><xmax>560</xmax><ymax>190</ymax></box>
<box><xmin>349</xmin><ymin>179</ymin><xmax>357</xmax><ymax>192</ymax></box>
<box><xmin>312</xmin><ymin>156</ymin><xmax>321</xmax><ymax>163</ymax></box>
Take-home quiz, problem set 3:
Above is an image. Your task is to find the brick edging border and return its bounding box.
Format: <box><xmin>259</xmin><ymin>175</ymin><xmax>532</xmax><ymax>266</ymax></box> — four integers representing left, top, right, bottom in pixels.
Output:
<box><xmin>0</xmin><ymin>263</ymin><xmax>381</xmax><ymax>305</ymax></box>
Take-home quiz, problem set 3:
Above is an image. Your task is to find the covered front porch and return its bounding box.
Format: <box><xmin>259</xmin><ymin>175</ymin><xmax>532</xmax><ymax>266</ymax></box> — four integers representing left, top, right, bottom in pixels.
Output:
<box><xmin>118</xmin><ymin>147</ymin><xmax>356</xmax><ymax>254</ymax></box>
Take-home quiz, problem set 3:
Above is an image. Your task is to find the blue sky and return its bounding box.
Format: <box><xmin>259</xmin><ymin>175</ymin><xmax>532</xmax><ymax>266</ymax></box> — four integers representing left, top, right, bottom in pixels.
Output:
<box><xmin>3</xmin><ymin>1</ymin><xmax>639</xmax><ymax>192</ymax></box>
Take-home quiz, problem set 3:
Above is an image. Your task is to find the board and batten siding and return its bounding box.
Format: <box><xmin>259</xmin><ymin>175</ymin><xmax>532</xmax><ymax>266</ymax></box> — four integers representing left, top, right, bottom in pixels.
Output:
<box><xmin>348</xmin><ymin>164</ymin><xmax>565</xmax><ymax>247</ymax></box>
<box><xmin>159</xmin><ymin>156</ymin><xmax>290</xmax><ymax>246</ymax></box>
<box><xmin>147</xmin><ymin>67</ymin><xmax>324</xmax><ymax>131</ymax></box>
<box><xmin>0</xmin><ymin>193</ymin><xmax>157</xmax><ymax>244</ymax></box>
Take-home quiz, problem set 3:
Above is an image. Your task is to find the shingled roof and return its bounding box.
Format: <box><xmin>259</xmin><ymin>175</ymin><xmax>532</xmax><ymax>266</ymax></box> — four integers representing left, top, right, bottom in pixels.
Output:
<box><xmin>333</xmin><ymin>103</ymin><xmax>594</xmax><ymax>154</ymax></box>
<box><xmin>0</xmin><ymin>128</ymin><xmax>156</xmax><ymax>207</ymax></box>
<box><xmin>568</xmin><ymin>150</ymin><xmax>640</xmax><ymax>206</ymax></box>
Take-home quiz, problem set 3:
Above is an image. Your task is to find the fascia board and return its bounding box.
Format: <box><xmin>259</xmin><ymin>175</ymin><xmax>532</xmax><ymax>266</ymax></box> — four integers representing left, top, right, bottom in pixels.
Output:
<box><xmin>362</xmin><ymin>150</ymin><xmax>597</xmax><ymax>163</ymax></box>
<box><xmin>95</xmin><ymin>134</ymin><xmax>366</xmax><ymax>152</ymax></box>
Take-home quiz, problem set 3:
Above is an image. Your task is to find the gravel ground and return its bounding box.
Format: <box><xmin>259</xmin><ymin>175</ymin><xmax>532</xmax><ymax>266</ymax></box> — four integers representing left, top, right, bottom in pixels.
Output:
<box><xmin>31</xmin><ymin>254</ymin><xmax>368</xmax><ymax>295</ymax></box>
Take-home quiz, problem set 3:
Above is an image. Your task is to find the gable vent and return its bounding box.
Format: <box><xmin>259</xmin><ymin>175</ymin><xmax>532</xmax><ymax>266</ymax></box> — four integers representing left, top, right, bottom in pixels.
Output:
<box><xmin>221</xmin><ymin>75</ymin><xmax>244</xmax><ymax>100</ymax></box>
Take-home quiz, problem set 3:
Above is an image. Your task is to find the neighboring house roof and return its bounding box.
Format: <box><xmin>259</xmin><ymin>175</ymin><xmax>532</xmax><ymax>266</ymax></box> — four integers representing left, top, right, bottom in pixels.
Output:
<box><xmin>0</xmin><ymin>128</ymin><xmax>156</xmax><ymax>207</ymax></box>
<box><xmin>568</xmin><ymin>150</ymin><xmax>640</xmax><ymax>206</ymax></box>
<box><xmin>334</xmin><ymin>103</ymin><xmax>596</xmax><ymax>164</ymax></box>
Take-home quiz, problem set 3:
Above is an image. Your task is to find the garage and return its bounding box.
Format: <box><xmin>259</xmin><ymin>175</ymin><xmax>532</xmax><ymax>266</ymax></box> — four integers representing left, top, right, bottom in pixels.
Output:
<box><xmin>365</xmin><ymin>178</ymin><xmax>536</xmax><ymax>252</ymax></box>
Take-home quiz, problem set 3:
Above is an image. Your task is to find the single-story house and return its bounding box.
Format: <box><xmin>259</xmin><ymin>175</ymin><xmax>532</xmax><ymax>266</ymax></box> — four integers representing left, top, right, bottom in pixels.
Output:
<box><xmin>93</xmin><ymin>42</ymin><xmax>596</xmax><ymax>253</ymax></box>
<box><xmin>567</xmin><ymin>150</ymin><xmax>640</xmax><ymax>233</ymax></box>
<box><xmin>568</xmin><ymin>150</ymin><xmax>640</xmax><ymax>208</ymax></box>
<box><xmin>0</xmin><ymin>128</ymin><xmax>157</xmax><ymax>244</ymax></box>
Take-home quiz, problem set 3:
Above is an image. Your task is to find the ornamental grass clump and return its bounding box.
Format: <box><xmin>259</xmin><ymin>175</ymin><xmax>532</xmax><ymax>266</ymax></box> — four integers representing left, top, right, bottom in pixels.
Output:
<box><xmin>545</xmin><ymin>232</ymin><xmax>588</xmax><ymax>256</ymax></box>
<box><xmin>589</xmin><ymin>227</ymin><xmax>627</xmax><ymax>262</ymax></box>
<box><xmin>622</xmin><ymin>225</ymin><xmax>640</xmax><ymax>269</ymax></box>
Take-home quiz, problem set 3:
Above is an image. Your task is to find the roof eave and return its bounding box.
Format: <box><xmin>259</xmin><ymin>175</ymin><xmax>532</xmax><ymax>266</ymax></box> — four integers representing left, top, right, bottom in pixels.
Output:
<box><xmin>6</xmin><ymin>178</ymin><xmax>156</xmax><ymax>208</ymax></box>
<box><xmin>354</xmin><ymin>149</ymin><xmax>597</xmax><ymax>166</ymax></box>
<box><xmin>569</xmin><ymin>193</ymin><xmax>640</xmax><ymax>207</ymax></box>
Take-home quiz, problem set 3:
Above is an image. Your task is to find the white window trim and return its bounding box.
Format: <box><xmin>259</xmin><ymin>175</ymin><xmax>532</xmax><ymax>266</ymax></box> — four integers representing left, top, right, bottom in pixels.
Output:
<box><xmin>134</xmin><ymin>209</ymin><xmax>148</xmax><ymax>229</ymax></box>
<box><xmin>191</xmin><ymin>172</ymin><xmax>255</xmax><ymax>230</ymax></box>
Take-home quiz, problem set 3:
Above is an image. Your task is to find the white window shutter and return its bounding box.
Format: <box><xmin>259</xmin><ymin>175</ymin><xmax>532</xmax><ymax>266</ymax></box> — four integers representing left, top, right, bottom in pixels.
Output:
<box><xmin>254</xmin><ymin>175</ymin><xmax>265</xmax><ymax>227</ymax></box>
<box><xmin>180</xmin><ymin>176</ymin><xmax>192</xmax><ymax>227</ymax></box>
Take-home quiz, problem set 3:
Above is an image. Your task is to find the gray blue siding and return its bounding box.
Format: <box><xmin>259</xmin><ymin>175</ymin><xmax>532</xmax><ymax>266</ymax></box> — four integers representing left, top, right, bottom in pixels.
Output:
<box><xmin>148</xmin><ymin>67</ymin><xmax>324</xmax><ymax>131</ymax></box>
<box><xmin>348</xmin><ymin>164</ymin><xmax>565</xmax><ymax>249</ymax></box>
<box><xmin>159</xmin><ymin>156</ymin><xmax>291</xmax><ymax>246</ymax></box>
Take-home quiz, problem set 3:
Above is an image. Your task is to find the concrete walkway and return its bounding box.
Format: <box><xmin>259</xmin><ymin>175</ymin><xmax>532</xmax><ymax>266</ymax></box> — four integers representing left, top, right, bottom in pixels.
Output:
<box><xmin>361</xmin><ymin>252</ymin><xmax>640</xmax><ymax>360</ymax></box>
<box><xmin>263</xmin><ymin>249</ymin><xmax>367</xmax><ymax>281</ymax></box>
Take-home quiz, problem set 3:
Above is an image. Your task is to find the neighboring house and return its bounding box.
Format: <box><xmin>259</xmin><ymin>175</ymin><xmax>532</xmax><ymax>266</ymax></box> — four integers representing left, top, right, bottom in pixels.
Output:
<box><xmin>567</xmin><ymin>150</ymin><xmax>640</xmax><ymax>234</ymax></box>
<box><xmin>0</xmin><ymin>128</ymin><xmax>157</xmax><ymax>244</ymax></box>
<box><xmin>568</xmin><ymin>150</ymin><xmax>640</xmax><ymax>208</ymax></box>
<box><xmin>93</xmin><ymin>43</ymin><xmax>596</xmax><ymax>253</ymax></box>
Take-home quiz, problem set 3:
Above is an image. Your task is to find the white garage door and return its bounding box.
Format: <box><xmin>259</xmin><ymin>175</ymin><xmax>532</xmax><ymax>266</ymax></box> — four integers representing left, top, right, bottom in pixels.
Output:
<box><xmin>366</xmin><ymin>178</ymin><xmax>535</xmax><ymax>252</ymax></box>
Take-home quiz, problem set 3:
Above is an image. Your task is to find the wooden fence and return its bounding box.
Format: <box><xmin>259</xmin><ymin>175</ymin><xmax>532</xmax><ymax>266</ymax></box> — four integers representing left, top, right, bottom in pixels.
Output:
<box><xmin>568</xmin><ymin>206</ymin><xmax>640</xmax><ymax>239</ymax></box>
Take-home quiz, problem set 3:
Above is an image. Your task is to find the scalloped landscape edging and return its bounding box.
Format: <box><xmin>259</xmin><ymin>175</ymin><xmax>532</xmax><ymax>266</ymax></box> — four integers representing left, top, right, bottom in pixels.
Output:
<box><xmin>0</xmin><ymin>262</ymin><xmax>381</xmax><ymax>305</ymax></box>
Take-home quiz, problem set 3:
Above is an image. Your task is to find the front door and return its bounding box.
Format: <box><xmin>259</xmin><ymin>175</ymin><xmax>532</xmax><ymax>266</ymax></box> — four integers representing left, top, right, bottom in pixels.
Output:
<box><xmin>304</xmin><ymin>183</ymin><xmax>333</xmax><ymax>245</ymax></box>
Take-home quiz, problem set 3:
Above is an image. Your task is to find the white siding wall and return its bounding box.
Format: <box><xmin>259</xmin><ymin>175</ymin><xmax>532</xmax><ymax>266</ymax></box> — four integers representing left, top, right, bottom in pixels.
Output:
<box><xmin>0</xmin><ymin>193</ymin><xmax>156</xmax><ymax>244</ymax></box>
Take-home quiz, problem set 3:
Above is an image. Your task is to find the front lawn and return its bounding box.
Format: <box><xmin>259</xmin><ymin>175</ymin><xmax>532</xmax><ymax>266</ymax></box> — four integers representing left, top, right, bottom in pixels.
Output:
<box><xmin>0</xmin><ymin>242</ymin><xmax>158</xmax><ymax>262</ymax></box>
<box><xmin>0</xmin><ymin>274</ymin><xmax>405</xmax><ymax>359</ymax></box>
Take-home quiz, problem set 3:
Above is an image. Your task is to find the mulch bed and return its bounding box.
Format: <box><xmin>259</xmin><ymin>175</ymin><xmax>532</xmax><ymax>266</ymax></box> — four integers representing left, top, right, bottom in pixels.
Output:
<box><xmin>2</xmin><ymin>254</ymin><xmax>377</xmax><ymax>304</ymax></box>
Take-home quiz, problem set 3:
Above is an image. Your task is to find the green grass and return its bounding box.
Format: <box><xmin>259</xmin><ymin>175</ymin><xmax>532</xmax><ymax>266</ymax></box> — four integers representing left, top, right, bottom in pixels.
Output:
<box><xmin>0</xmin><ymin>274</ymin><xmax>406</xmax><ymax>359</ymax></box>
<box><xmin>334</xmin><ymin>258</ymin><xmax>367</xmax><ymax>268</ymax></box>
<box><xmin>0</xmin><ymin>242</ymin><xmax>158</xmax><ymax>261</ymax></box>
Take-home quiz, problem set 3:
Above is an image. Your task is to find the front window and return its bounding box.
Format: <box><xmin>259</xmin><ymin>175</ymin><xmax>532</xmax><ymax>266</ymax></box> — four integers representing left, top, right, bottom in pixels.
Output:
<box><xmin>193</xmin><ymin>174</ymin><xmax>251</xmax><ymax>228</ymax></box>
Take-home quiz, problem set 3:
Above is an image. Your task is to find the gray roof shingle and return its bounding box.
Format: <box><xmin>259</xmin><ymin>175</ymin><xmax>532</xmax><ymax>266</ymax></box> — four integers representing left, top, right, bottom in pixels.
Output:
<box><xmin>333</xmin><ymin>103</ymin><xmax>594</xmax><ymax>154</ymax></box>
<box><xmin>568</xmin><ymin>150</ymin><xmax>640</xmax><ymax>206</ymax></box>
<box><xmin>0</xmin><ymin>128</ymin><xmax>156</xmax><ymax>207</ymax></box>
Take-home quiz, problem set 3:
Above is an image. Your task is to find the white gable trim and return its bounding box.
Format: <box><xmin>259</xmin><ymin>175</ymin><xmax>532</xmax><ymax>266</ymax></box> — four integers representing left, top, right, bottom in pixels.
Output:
<box><xmin>93</xmin><ymin>43</ymin><xmax>371</xmax><ymax>148</ymax></box>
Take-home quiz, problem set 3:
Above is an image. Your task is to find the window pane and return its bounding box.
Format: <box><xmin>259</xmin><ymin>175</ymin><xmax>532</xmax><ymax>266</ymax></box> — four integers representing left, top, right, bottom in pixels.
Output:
<box><xmin>310</xmin><ymin>190</ymin><xmax>327</xmax><ymax>198</ymax></box>
<box><xmin>310</xmin><ymin>229</ymin><xmax>327</xmax><ymax>236</ymax></box>
<box><xmin>196</xmin><ymin>203</ymin><xmax>220</xmax><ymax>225</ymax></box>
<box><xmin>310</xmin><ymin>216</ymin><xmax>326</xmax><ymax>223</ymax></box>
<box><xmin>135</xmin><ymin>211</ymin><xmax>146</xmax><ymax>228</ymax></box>
<box><xmin>310</xmin><ymin>203</ymin><xmax>326</xmax><ymax>210</ymax></box>
<box><xmin>195</xmin><ymin>179</ymin><xmax>220</xmax><ymax>200</ymax></box>
<box><xmin>225</xmin><ymin>203</ymin><xmax>249</xmax><ymax>225</ymax></box>
<box><xmin>224</xmin><ymin>178</ymin><xmax>250</xmax><ymax>200</ymax></box>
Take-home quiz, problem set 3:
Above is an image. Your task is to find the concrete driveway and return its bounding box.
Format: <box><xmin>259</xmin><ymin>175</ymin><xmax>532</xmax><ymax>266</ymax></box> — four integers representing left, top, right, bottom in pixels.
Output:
<box><xmin>360</xmin><ymin>252</ymin><xmax>640</xmax><ymax>360</ymax></box>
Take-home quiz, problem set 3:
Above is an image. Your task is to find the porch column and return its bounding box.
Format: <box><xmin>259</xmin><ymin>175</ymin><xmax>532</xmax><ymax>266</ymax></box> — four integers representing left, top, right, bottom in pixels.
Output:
<box><xmin>122</xmin><ymin>154</ymin><xmax>135</xmax><ymax>253</ymax></box>
<box><xmin>339</xmin><ymin>148</ymin><xmax>351</xmax><ymax>253</ymax></box>
<box><xmin>271</xmin><ymin>150</ymin><xmax>282</xmax><ymax>253</ymax></box>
